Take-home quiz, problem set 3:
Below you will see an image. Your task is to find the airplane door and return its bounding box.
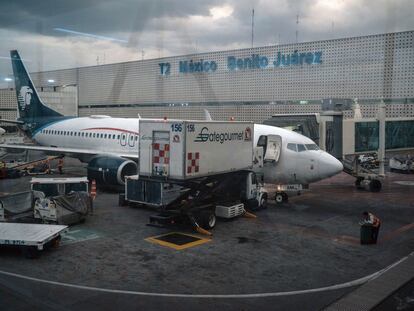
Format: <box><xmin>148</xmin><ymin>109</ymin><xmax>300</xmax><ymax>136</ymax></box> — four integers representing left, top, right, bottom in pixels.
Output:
<box><xmin>257</xmin><ymin>135</ymin><xmax>282</xmax><ymax>183</ymax></box>
<box><xmin>263</xmin><ymin>135</ymin><xmax>282</xmax><ymax>163</ymax></box>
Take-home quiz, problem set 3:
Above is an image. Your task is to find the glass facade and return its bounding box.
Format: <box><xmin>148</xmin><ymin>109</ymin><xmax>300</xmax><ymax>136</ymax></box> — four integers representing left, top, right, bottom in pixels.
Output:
<box><xmin>355</xmin><ymin>120</ymin><xmax>414</xmax><ymax>152</ymax></box>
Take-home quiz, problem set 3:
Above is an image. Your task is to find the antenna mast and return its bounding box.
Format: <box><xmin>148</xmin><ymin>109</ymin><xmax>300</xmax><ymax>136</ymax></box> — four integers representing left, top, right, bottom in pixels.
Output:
<box><xmin>295</xmin><ymin>14</ymin><xmax>299</xmax><ymax>43</ymax></box>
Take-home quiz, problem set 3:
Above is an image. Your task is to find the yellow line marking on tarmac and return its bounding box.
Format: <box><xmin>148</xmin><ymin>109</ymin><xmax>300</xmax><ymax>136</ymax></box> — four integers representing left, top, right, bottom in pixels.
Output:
<box><xmin>145</xmin><ymin>232</ymin><xmax>211</xmax><ymax>250</ymax></box>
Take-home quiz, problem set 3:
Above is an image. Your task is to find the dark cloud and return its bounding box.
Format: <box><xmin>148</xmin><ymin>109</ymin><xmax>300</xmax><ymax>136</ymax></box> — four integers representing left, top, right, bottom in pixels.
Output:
<box><xmin>0</xmin><ymin>0</ymin><xmax>223</xmax><ymax>35</ymax></box>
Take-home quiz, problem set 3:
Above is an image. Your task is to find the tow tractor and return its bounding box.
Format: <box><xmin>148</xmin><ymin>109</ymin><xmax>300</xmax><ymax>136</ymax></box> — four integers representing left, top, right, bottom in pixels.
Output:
<box><xmin>121</xmin><ymin>119</ymin><xmax>267</xmax><ymax>234</ymax></box>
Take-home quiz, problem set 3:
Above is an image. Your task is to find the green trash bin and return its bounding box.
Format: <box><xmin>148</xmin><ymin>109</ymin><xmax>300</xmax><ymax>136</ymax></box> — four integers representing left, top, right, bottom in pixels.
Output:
<box><xmin>360</xmin><ymin>224</ymin><xmax>374</xmax><ymax>244</ymax></box>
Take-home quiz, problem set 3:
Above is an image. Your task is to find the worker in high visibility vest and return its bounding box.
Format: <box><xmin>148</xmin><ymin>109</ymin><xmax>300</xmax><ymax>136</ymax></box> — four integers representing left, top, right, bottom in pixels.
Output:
<box><xmin>361</xmin><ymin>211</ymin><xmax>381</xmax><ymax>243</ymax></box>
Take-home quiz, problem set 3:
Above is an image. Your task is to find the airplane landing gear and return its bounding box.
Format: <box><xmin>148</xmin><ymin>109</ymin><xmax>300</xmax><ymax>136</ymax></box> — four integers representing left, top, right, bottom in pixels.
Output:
<box><xmin>275</xmin><ymin>192</ymin><xmax>288</xmax><ymax>204</ymax></box>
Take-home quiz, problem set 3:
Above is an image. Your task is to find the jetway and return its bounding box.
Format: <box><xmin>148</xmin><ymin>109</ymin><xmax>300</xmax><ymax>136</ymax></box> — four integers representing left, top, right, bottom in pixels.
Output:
<box><xmin>263</xmin><ymin>112</ymin><xmax>344</xmax><ymax>159</ymax></box>
<box><xmin>264</xmin><ymin>100</ymin><xmax>414</xmax><ymax>191</ymax></box>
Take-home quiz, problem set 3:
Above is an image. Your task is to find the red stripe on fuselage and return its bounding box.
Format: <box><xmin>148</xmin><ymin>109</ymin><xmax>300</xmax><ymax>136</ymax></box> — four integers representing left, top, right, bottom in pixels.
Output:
<box><xmin>81</xmin><ymin>127</ymin><xmax>139</xmax><ymax>135</ymax></box>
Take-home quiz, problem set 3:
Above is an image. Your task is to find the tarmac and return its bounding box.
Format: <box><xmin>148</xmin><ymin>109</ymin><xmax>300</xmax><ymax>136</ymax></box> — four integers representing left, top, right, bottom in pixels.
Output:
<box><xmin>0</xmin><ymin>155</ymin><xmax>414</xmax><ymax>310</ymax></box>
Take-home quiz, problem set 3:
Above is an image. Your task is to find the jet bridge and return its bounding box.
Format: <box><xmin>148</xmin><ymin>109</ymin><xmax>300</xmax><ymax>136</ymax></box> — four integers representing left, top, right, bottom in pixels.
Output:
<box><xmin>263</xmin><ymin>112</ymin><xmax>344</xmax><ymax>159</ymax></box>
<box><xmin>263</xmin><ymin>101</ymin><xmax>414</xmax><ymax>192</ymax></box>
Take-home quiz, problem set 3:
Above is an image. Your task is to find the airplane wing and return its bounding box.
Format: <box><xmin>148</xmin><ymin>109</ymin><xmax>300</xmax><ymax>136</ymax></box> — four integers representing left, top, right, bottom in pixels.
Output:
<box><xmin>0</xmin><ymin>143</ymin><xmax>138</xmax><ymax>160</ymax></box>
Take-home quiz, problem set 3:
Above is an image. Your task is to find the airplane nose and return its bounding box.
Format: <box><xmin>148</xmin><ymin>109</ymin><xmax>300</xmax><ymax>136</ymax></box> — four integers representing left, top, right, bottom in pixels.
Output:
<box><xmin>318</xmin><ymin>152</ymin><xmax>343</xmax><ymax>178</ymax></box>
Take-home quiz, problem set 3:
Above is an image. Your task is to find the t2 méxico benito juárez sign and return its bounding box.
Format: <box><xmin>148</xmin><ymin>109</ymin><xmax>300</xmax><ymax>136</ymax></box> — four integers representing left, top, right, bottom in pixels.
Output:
<box><xmin>158</xmin><ymin>50</ymin><xmax>322</xmax><ymax>75</ymax></box>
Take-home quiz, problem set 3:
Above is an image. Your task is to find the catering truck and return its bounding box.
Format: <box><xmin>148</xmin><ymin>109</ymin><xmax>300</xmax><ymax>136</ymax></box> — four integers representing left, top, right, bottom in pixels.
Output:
<box><xmin>121</xmin><ymin>119</ymin><xmax>267</xmax><ymax>234</ymax></box>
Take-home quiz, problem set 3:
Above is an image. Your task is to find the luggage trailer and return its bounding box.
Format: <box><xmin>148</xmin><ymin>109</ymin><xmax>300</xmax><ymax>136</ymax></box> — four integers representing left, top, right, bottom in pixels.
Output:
<box><xmin>0</xmin><ymin>222</ymin><xmax>67</xmax><ymax>258</ymax></box>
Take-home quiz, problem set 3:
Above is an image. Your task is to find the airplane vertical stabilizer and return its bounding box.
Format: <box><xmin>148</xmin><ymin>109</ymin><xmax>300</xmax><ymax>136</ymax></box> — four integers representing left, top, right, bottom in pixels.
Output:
<box><xmin>10</xmin><ymin>50</ymin><xmax>62</xmax><ymax>122</ymax></box>
<box><xmin>10</xmin><ymin>50</ymin><xmax>64</xmax><ymax>137</ymax></box>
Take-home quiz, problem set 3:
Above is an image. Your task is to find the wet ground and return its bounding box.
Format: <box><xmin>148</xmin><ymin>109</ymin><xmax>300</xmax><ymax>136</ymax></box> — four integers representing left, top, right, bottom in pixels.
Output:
<box><xmin>0</xmin><ymin>155</ymin><xmax>414</xmax><ymax>310</ymax></box>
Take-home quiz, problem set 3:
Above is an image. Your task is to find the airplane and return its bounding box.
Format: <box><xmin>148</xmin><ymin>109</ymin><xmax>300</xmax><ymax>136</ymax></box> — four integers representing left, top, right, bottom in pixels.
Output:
<box><xmin>0</xmin><ymin>50</ymin><xmax>343</xmax><ymax>202</ymax></box>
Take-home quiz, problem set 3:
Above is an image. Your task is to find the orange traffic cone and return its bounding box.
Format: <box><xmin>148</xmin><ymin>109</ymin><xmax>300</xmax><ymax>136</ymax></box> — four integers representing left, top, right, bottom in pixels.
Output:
<box><xmin>90</xmin><ymin>179</ymin><xmax>97</xmax><ymax>200</ymax></box>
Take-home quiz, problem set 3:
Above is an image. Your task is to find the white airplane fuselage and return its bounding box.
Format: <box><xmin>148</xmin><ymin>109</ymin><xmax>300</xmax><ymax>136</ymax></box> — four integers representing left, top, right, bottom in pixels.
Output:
<box><xmin>32</xmin><ymin>117</ymin><xmax>343</xmax><ymax>185</ymax></box>
<box><xmin>33</xmin><ymin>116</ymin><xmax>139</xmax><ymax>157</ymax></box>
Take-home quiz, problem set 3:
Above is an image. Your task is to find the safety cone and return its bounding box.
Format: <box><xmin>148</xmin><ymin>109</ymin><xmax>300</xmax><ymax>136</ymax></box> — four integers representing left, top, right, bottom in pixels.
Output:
<box><xmin>90</xmin><ymin>179</ymin><xmax>97</xmax><ymax>200</ymax></box>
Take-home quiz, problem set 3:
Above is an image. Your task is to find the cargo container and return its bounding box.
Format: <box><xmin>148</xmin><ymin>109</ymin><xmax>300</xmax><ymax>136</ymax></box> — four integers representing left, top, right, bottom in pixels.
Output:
<box><xmin>138</xmin><ymin>120</ymin><xmax>254</xmax><ymax>180</ymax></box>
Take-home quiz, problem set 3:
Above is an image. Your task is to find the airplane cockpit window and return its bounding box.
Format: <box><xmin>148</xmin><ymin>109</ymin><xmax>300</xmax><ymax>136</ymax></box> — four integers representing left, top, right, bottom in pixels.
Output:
<box><xmin>305</xmin><ymin>144</ymin><xmax>320</xmax><ymax>151</ymax></box>
<box><xmin>287</xmin><ymin>143</ymin><xmax>297</xmax><ymax>152</ymax></box>
<box><xmin>297</xmin><ymin>144</ymin><xmax>306</xmax><ymax>152</ymax></box>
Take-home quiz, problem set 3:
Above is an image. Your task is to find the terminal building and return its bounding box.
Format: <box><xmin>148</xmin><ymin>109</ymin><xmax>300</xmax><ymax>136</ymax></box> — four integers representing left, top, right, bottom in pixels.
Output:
<box><xmin>1</xmin><ymin>30</ymin><xmax>414</xmax><ymax>123</ymax></box>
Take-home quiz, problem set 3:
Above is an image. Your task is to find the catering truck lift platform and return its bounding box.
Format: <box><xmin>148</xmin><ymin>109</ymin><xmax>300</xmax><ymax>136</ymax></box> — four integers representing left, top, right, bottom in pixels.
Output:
<box><xmin>0</xmin><ymin>222</ymin><xmax>67</xmax><ymax>258</ymax></box>
<box><xmin>124</xmin><ymin>119</ymin><xmax>267</xmax><ymax>235</ymax></box>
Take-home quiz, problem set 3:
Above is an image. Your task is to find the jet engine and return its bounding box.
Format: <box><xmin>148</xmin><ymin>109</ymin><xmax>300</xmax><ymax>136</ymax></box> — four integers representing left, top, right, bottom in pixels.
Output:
<box><xmin>87</xmin><ymin>156</ymin><xmax>137</xmax><ymax>185</ymax></box>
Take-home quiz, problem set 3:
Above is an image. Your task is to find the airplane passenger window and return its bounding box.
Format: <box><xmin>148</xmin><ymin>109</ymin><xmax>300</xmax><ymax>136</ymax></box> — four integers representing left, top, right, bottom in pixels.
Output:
<box><xmin>297</xmin><ymin>144</ymin><xmax>306</xmax><ymax>152</ymax></box>
<box><xmin>287</xmin><ymin>143</ymin><xmax>297</xmax><ymax>152</ymax></box>
<box><xmin>305</xmin><ymin>144</ymin><xmax>319</xmax><ymax>150</ymax></box>
<box><xmin>104</xmin><ymin>134</ymin><xmax>107</xmax><ymax>138</ymax></box>
<box><xmin>93</xmin><ymin>133</ymin><xmax>96</xmax><ymax>138</ymax></box>
<box><xmin>113</xmin><ymin>134</ymin><xmax>116</xmax><ymax>139</ymax></box>
<box><xmin>117</xmin><ymin>135</ymin><xmax>120</xmax><ymax>139</ymax></box>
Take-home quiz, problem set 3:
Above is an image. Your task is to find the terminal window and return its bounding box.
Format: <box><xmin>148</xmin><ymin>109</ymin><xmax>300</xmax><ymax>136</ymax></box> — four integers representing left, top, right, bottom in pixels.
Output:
<box><xmin>355</xmin><ymin>120</ymin><xmax>414</xmax><ymax>152</ymax></box>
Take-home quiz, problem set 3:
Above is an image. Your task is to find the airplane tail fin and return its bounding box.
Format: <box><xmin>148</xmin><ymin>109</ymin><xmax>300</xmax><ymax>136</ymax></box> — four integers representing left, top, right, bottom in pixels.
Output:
<box><xmin>10</xmin><ymin>50</ymin><xmax>62</xmax><ymax>122</ymax></box>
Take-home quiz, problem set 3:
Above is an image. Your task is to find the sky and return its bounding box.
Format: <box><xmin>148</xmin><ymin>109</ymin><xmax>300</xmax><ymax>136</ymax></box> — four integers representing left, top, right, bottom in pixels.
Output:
<box><xmin>0</xmin><ymin>0</ymin><xmax>413</xmax><ymax>82</ymax></box>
